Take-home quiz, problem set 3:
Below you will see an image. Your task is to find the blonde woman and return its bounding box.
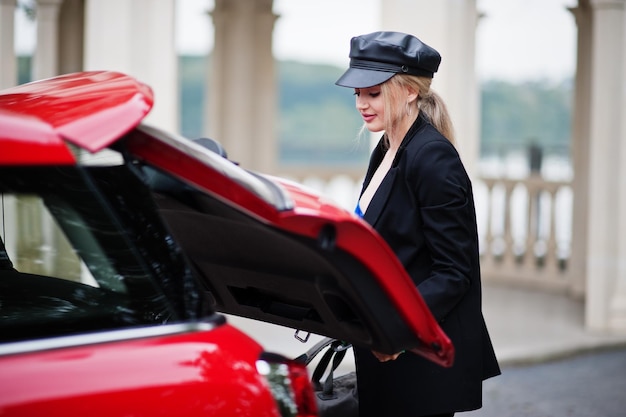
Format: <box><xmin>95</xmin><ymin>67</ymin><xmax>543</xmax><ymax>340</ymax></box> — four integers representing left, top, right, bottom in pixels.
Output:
<box><xmin>336</xmin><ymin>31</ymin><xmax>501</xmax><ymax>417</ymax></box>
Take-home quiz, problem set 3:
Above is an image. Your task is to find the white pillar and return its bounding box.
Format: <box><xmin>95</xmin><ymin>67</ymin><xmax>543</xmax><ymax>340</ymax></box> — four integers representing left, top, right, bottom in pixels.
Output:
<box><xmin>586</xmin><ymin>0</ymin><xmax>626</xmax><ymax>331</ymax></box>
<box><xmin>568</xmin><ymin>1</ymin><xmax>593</xmax><ymax>299</ymax></box>
<box><xmin>0</xmin><ymin>0</ymin><xmax>17</xmax><ymax>88</ymax></box>
<box><xmin>84</xmin><ymin>0</ymin><xmax>178</xmax><ymax>132</ymax></box>
<box><xmin>208</xmin><ymin>0</ymin><xmax>278</xmax><ymax>172</ymax></box>
<box><xmin>33</xmin><ymin>0</ymin><xmax>63</xmax><ymax>80</ymax></box>
<box><xmin>381</xmin><ymin>0</ymin><xmax>480</xmax><ymax>179</ymax></box>
<box><xmin>58</xmin><ymin>0</ymin><xmax>84</xmax><ymax>75</ymax></box>
<box><xmin>612</xmin><ymin>1</ymin><xmax>626</xmax><ymax>330</ymax></box>
<box><xmin>444</xmin><ymin>0</ymin><xmax>480</xmax><ymax>179</ymax></box>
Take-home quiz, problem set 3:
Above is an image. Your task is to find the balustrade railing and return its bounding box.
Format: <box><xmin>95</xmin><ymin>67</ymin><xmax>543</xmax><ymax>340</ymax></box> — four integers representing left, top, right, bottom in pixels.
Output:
<box><xmin>475</xmin><ymin>175</ymin><xmax>573</xmax><ymax>292</ymax></box>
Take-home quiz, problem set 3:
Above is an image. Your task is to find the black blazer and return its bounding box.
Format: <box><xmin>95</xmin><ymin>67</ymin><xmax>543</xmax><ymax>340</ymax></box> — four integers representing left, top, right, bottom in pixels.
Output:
<box><xmin>355</xmin><ymin>113</ymin><xmax>500</xmax><ymax>417</ymax></box>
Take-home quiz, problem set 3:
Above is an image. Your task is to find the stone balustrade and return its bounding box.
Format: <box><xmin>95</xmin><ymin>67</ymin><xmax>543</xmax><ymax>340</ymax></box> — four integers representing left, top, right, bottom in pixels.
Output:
<box><xmin>476</xmin><ymin>175</ymin><xmax>573</xmax><ymax>293</ymax></box>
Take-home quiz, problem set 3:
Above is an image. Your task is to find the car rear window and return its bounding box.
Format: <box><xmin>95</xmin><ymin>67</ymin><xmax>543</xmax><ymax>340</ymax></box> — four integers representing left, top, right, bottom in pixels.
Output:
<box><xmin>0</xmin><ymin>166</ymin><xmax>190</xmax><ymax>344</ymax></box>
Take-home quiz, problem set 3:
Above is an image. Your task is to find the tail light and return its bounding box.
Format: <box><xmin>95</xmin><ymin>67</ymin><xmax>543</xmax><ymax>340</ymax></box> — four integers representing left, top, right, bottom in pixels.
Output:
<box><xmin>257</xmin><ymin>353</ymin><xmax>318</xmax><ymax>417</ymax></box>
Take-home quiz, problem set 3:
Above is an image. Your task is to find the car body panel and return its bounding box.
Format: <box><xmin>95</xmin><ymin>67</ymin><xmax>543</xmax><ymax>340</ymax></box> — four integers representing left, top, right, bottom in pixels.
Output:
<box><xmin>0</xmin><ymin>324</ymin><xmax>280</xmax><ymax>417</ymax></box>
<box><xmin>0</xmin><ymin>71</ymin><xmax>153</xmax><ymax>162</ymax></box>
<box><xmin>0</xmin><ymin>109</ymin><xmax>76</xmax><ymax>165</ymax></box>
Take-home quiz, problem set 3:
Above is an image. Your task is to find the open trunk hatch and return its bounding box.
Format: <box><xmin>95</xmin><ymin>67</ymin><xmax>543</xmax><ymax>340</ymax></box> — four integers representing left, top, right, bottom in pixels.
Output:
<box><xmin>129</xmin><ymin>127</ymin><xmax>454</xmax><ymax>367</ymax></box>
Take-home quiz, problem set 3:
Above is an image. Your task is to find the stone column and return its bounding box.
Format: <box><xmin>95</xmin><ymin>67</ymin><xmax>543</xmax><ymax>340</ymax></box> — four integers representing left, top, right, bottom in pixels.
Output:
<box><xmin>34</xmin><ymin>0</ymin><xmax>64</xmax><ymax>80</ymax></box>
<box><xmin>568</xmin><ymin>0</ymin><xmax>593</xmax><ymax>298</ymax></box>
<box><xmin>207</xmin><ymin>0</ymin><xmax>278</xmax><ymax>172</ymax></box>
<box><xmin>84</xmin><ymin>0</ymin><xmax>178</xmax><ymax>132</ymax></box>
<box><xmin>381</xmin><ymin>0</ymin><xmax>480</xmax><ymax>179</ymax></box>
<box><xmin>443</xmin><ymin>0</ymin><xmax>480</xmax><ymax>179</ymax></box>
<box><xmin>612</xmin><ymin>1</ymin><xmax>626</xmax><ymax>331</ymax></box>
<box><xmin>0</xmin><ymin>0</ymin><xmax>17</xmax><ymax>88</ymax></box>
<box><xmin>58</xmin><ymin>0</ymin><xmax>84</xmax><ymax>75</ymax></box>
<box><xmin>586</xmin><ymin>0</ymin><xmax>626</xmax><ymax>331</ymax></box>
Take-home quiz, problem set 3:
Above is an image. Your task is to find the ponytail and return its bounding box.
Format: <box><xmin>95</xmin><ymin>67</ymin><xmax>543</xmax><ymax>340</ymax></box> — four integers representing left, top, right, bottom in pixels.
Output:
<box><xmin>385</xmin><ymin>75</ymin><xmax>456</xmax><ymax>146</ymax></box>
<box><xmin>419</xmin><ymin>89</ymin><xmax>456</xmax><ymax>145</ymax></box>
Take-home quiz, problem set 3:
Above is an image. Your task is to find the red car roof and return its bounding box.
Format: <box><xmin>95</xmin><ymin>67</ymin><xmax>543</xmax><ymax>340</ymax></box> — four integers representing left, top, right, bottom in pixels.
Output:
<box><xmin>0</xmin><ymin>71</ymin><xmax>153</xmax><ymax>165</ymax></box>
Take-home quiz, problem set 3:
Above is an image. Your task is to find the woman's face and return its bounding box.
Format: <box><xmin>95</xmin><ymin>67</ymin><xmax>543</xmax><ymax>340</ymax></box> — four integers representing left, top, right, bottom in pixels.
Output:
<box><xmin>354</xmin><ymin>85</ymin><xmax>385</xmax><ymax>132</ymax></box>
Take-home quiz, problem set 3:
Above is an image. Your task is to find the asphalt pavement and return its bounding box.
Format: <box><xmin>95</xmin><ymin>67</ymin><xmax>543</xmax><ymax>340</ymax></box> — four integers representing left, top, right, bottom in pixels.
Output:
<box><xmin>463</xmin><ymin>345</ymin><xmax>626</xmax><ymax>417</ymax></box>
<box><xmin>465</xmin><ymin>284</ymin><xmax>626</xmax><ymax>416</ymax></box>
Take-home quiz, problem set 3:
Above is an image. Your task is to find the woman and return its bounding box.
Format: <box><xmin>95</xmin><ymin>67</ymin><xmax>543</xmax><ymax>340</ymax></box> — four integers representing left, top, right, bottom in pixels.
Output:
<box><xmin>336</xmin><ymin>31</ymin><xmax>501</xmax><ymax>417</ymax></box>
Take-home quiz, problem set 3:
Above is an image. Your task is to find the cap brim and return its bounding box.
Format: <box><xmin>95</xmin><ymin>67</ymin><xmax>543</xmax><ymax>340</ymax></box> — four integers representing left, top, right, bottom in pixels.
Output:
<box><xmin>335</xmin><ymin>68</ymin><xmax>395</xmax><ymax>88</ymax></box>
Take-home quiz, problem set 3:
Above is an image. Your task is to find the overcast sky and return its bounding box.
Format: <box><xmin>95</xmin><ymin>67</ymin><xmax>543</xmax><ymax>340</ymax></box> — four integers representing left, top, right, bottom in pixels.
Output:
<box><xmin>15</xmin><ymin>0</ymin><xmax>577</xmax><ymax>82</ymax></box>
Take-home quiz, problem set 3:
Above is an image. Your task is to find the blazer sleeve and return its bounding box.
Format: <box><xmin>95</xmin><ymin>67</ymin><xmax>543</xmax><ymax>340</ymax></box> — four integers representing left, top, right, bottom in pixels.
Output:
<box><xmin>406</xmin><ymin>139</ymin><xmax>476</xmax><ymax>321</ymax></box>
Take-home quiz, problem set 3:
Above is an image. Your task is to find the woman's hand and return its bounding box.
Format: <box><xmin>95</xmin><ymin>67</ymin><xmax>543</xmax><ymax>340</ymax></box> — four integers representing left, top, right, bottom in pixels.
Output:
<box><xmin>372</xmin><ymin>350</ymin><xmax>404</xmax><ymax>362</ymax></box>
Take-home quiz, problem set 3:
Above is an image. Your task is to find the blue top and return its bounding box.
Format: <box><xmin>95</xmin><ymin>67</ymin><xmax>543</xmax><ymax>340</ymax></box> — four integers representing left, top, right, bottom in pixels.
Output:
<box><xmin>354</xmin><ymin>201</ymin><xmax>364</xmax><ymax>218</ymax></box>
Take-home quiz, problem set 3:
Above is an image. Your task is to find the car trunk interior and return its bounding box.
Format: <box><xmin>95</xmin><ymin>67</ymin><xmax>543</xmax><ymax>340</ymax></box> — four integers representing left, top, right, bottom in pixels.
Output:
<box><xmin>150</xmin><ymin>179</ymin><xmax>419</xmax><ymax>355</ymax></box>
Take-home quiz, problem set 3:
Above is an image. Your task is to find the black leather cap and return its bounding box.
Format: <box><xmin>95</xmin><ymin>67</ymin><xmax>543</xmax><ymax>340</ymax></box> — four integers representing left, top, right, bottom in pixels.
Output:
<box><xmin>336</xmin><ymin>31</ymin><xmax>441</xmax><ymax>88</ymax></box>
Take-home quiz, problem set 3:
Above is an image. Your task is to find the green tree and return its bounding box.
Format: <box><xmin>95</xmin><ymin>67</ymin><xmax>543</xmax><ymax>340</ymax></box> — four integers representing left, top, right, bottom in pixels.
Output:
<box><xmin>178</xmin><ymin>57</ymin><xmax>573</xmax><ymax>167</ymax></box>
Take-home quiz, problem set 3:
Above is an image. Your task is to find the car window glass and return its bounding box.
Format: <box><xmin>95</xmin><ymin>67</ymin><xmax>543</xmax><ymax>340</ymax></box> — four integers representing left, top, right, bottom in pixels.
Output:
<box><xmin>0</xmin><ymin>166</ymin><xmax>182</xmax><ymax>344</ymax></box>
<box><xmin>2</xmin><ymin>194</ymin><xmax>100</xmax><ymax>287</ymax></box>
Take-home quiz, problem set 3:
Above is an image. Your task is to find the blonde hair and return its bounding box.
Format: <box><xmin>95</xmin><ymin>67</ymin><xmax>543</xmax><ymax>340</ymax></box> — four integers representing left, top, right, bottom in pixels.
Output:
<box><xmin>380</xmin><ymin>74</ymin><xmax>456</xmax><ymax>146</ymax></box>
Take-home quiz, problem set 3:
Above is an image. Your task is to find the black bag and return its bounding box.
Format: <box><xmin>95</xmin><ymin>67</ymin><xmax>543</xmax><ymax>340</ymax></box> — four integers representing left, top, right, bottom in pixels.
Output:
<box><xmin>296</xmin><ymin>337</ymin><xmax>358</xmax><ymax>417</ymax></box>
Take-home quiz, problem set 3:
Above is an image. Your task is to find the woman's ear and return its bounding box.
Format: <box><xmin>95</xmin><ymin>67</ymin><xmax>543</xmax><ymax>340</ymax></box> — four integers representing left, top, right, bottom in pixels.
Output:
<box><xmin>407</xmin><ymin>87</ymin><xmax>419</xmax><ymax>103</ymax></box>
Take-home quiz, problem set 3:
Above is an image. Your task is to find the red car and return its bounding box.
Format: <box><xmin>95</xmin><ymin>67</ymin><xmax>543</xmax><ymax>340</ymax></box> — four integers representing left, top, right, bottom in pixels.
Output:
<box><xmin>0</xmin><ymin>71</ymin><xmax>453</xmax><ymax>417</ymax></box>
